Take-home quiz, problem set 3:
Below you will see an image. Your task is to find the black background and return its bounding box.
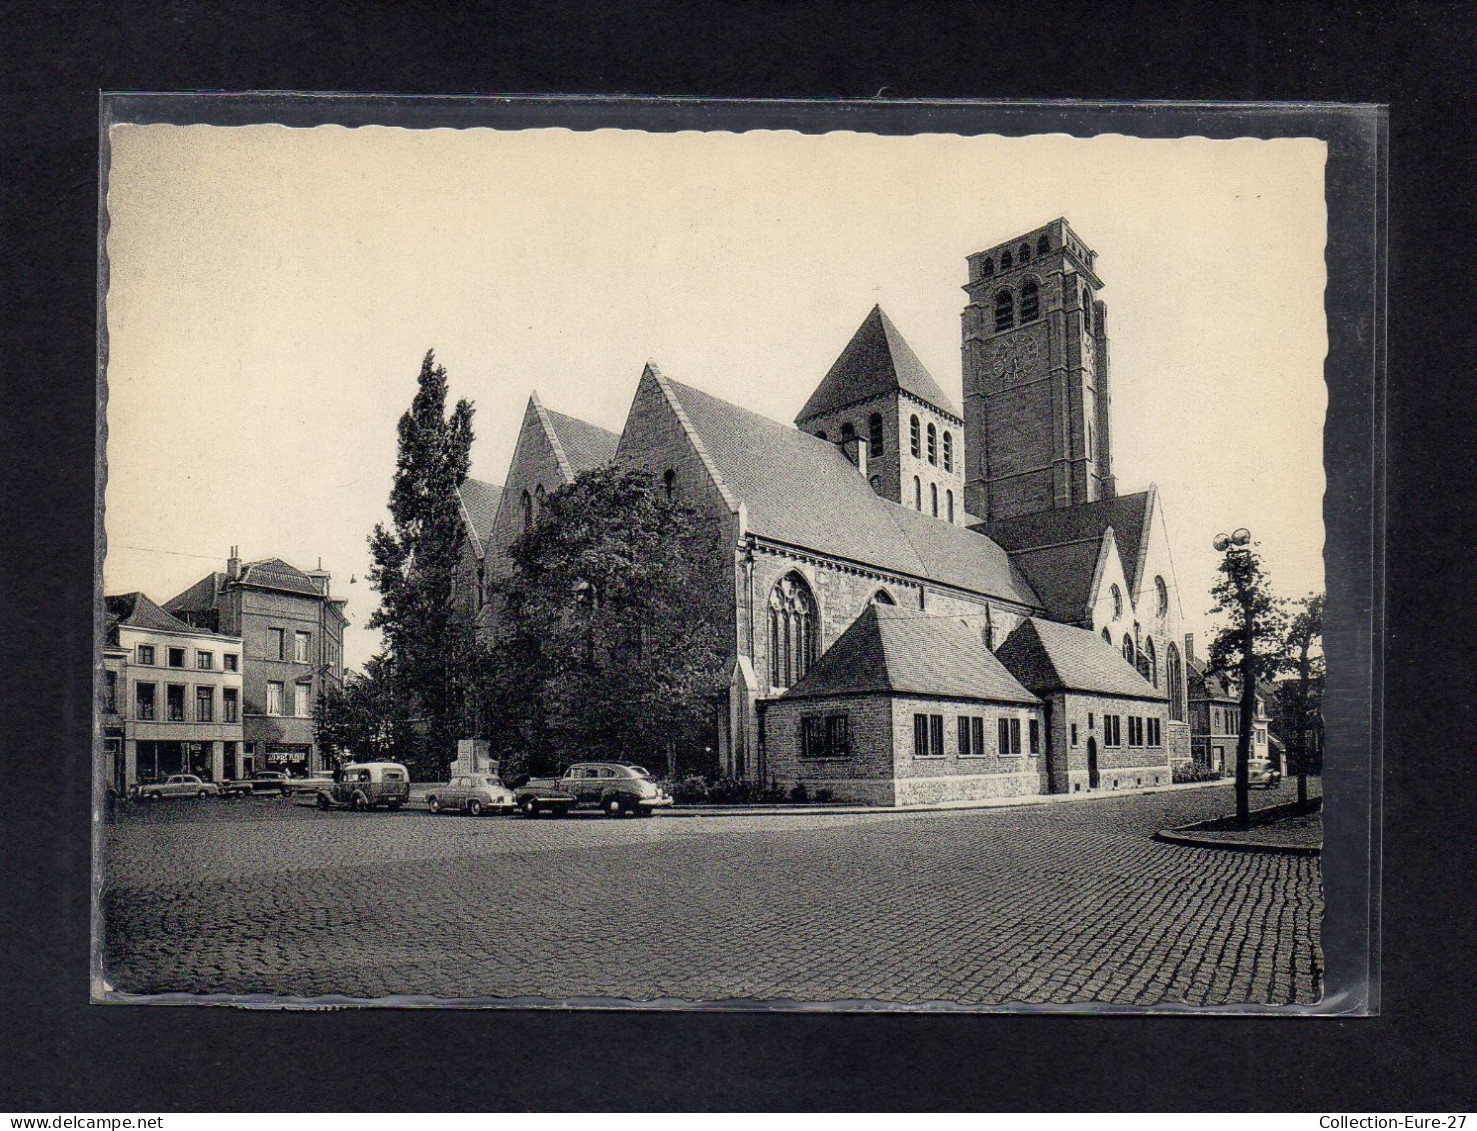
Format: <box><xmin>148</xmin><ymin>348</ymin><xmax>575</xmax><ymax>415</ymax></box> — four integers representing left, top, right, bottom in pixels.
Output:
<box><xmin>3</xmin><ymin>0</ymin><xmax>1473</xmax><ymax>1112</ymax></box>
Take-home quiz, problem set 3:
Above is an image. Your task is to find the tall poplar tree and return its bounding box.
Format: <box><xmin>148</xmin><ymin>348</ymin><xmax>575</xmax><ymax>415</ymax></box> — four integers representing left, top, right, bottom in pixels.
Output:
<box><xmin>367</xmin><ymin>350</ymin><xmax>476</xmax><ymax>777</ymax></box>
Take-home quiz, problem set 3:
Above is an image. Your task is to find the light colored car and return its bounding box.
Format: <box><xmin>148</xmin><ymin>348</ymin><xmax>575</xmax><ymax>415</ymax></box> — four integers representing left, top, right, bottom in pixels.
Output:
<box><xmin>515</xmin><ymin>762</ymin><xmax>674</xmax><ymax>817</ymax></box>
<box><xmin>1247</xmin><ymin>758</ymin><xmax>1282</xmax><ymax>789</ymax></box>
<box><xmin>132</xmin><ymin>773</ymin><xmax>221</xmax><ymax>801</ymax></box>
<box><xmin>313</xmin><ymin>762</ymin><xmax>411</xmax><ymax>811</ymax></box>
<box><xmin>426</xmin><ymin>774</ymin><xmax>517</xmax><ymax>816</ymax></box>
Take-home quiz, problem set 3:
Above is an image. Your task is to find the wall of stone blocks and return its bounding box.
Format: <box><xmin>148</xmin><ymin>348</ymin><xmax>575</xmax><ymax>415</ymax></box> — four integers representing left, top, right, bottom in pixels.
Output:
<box><xmin>1045</xmin><ymin>690</ymin><xmax>1172</xmax><ymax>795</ymax></box>
<box><xmin>762</xmin><ymin>693</ymin><xmax>897</xmax><ymax>804</ymax></box>
<box><xmin>891</xmin><ymin>695</ymin><xmax>1049</xmax><ymax>799</ymax></box>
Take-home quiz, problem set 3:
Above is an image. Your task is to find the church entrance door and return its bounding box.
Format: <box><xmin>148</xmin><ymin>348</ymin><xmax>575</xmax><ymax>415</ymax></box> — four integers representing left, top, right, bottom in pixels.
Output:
<box><xmin>1087</xmin><ymin>737</ymin><xmax>1100</xmax><ymax>790</ymax></box>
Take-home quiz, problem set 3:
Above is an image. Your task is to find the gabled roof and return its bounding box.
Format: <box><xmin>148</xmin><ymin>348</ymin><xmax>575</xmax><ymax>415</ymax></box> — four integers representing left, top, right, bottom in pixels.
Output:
<box><xmin>543</xmin><ymin>407</ymin><xmax>620</xmax><ymax>476</ymax></box>
<box><xmin>796</xmin><ymin>305</ymin><xmax>962</xmax><ymax>424</ymax></box>
<box><xmin>237</xmin><ymin>557</ymin><xmax>322</xmax><ymax>597</ymax></box>
<box><xmin>981</xmin><ymin>490</ymin><xmax>1155</xmax><ymax>592</ymax></box>
<box><xmin>457</xmin><ymin>477</ymin><xmax>503</xmax><ymax>551</ymax></box>
<box><xmin>1001</xmin><ymin>539</ymin><xmax>1105</xmax><ymax>624</ymax></box>
<box><xmin>781</xmin><ymin>604</ymin><xmax>1039</xmax><ymax>705</ymax></box>
<box><xmin>654</xmin><ymin>372</ymin><xmax>1040</xmax><ymax>607</ymax></box>
<box><xmin>996</xmin><ymin>617</ymin><xmax>1164</xmax><ymax>701</ymax></box>
<box><xmin>106</xmin><ymin>592</ymin><xmax>209</xmax><ymax>637</ymax></box>
<box><xmin>165</xmin><ymin>572</ymin><xmax>223</xmax><ymax>617</ymax></box>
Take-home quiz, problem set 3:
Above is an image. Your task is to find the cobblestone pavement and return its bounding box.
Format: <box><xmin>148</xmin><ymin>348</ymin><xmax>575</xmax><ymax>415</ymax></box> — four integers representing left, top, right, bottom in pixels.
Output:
<box><xmin>100</xmin><ymin>784</ymin><xmax>1322</xmax><ymax>1007</ymax></box>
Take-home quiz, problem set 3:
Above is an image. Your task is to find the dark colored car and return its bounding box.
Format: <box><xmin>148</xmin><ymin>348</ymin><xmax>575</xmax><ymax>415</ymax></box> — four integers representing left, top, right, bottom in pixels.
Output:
<box><xmin>313</xmin><ymin>762</ymin><xmax>411</xmax><ymax>811</ymax></box>
<box><xmin>514</xmin><ymin>762</ymin><xmax>673</xmax><ymax>818</ymax></box>
<box><xmin>220</xmin><ymin>770</ymin><xmax>296</xmax><ymax>798</ymax></box>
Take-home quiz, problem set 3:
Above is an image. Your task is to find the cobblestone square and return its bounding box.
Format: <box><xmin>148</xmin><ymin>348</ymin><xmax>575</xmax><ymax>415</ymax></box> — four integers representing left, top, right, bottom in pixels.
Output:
<box><xmin>100</xmin><ymin>783</ymin><xmax>1322</xmax><ymax>1007</ymax></box>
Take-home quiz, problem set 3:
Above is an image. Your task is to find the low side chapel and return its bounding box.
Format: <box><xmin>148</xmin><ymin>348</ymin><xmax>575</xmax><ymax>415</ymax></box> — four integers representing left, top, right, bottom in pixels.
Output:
<box><xmin>460</xmin><ymin>219</ymin><xmax>1191</xmax><ymax>803</ymax></box>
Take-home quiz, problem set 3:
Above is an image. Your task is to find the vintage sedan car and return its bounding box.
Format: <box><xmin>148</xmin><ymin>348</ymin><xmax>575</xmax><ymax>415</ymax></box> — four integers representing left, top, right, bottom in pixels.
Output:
<box><xmin>1247</xmin><ymin>758</ymin><xmax>1283</xmax><ymax>789</ymax></box>
<box><xmin>426</xmin><ymin>773</ymin><xmax>517</xmax><ymax>816</ymax></box>
<box><xmin>131</xmin><ymin>773</ymin><xmax>221</xmax><ymax>801</ymax></box>
<box><xmin>313</xmin><ymin>762</ymin><xmax>411</xmax><ymax>811</ymax></box>
<box><xmin>515</xmin><ymin>762</ymin><xmax>673</xmax><ymax>818</ymax></box>
<box><xmin>219</xmin><ymin>770</ymin><xmax>296</xmax><ymax>798</ymax></box>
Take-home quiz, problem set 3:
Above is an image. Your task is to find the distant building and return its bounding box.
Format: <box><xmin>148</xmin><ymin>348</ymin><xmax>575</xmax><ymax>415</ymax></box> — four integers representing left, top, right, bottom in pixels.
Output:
<box><xmin>167</xmin><ymin>550</ymin><xmax>347</xmax><ymax>775</ymax></box>
<box><xmin>104</xmin><ymin>592</ymin><xmax>245</xmax><ymax>788</ymax></box>
<box><xmin>1185</xmin><ymin>636</ymin><xmax>1272</xmax><ymax>775</ymax></box>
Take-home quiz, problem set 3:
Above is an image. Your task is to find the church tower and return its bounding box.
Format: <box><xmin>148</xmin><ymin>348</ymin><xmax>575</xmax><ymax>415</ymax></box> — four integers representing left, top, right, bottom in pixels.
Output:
<box><xmin>961</xmin><ymin>219</ymin><xmax>1115</xmax><ymax>522</ymax></box>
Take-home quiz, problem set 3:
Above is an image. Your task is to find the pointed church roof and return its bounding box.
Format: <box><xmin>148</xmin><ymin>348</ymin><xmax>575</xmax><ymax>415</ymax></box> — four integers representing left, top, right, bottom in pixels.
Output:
<box><xmin>542</xmin><ymin>406</ymin><xmax>621</xmax><ymax>477</ymax></box>
<box><xmin>980</xmin><ymin>490</ymin><xmax>1155</xmax><ymax>592</ymax></box>
<box><xmin>781</xmin><ymin>603</ymin><xmax>1039</xmax><ymax>705</ymax></box>
<box><xmin>796</xmin><ymin>306</ymin><xmax>962</xmax><ymax>424</ymax></box>
<box><xmin>648</xmin><ymin>369</ymin><xmax>1040</xmax><ymax>608</ymax></box>
<box><xmin>996</xmin><ymin>617</ymin><xmax>1164</xmax><ymax>702</ymax></box>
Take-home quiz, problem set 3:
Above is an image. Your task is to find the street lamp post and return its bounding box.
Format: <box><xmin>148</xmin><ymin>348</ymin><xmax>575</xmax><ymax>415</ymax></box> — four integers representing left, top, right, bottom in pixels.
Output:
<box><xmin>1212</xmin><ymin>528</ymin><xmax>1257</xmax><ymax>829</ymax></box>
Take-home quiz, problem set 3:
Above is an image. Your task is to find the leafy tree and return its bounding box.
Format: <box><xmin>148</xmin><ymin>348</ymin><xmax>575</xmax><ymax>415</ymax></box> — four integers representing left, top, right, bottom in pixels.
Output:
<box><xmin>484</xmin><ymin>465</ymin><xmax>728</xmax><ymax>783</ymax></box>
<box><xmin>313</xmin><ymin>655</ymin><xmax>420</xmax><ymax>766</ymax></box>
<box><xmin>1275</xmin><ymin>592</ymin><xmax>1325</xmax><ymax>808</ymax></box>
<box><xmin>366</xmin><ymin>350</ymin><xmax>477</xmax><ymax>778</ymax></box>
<box><xmin>1207</xmin><ymin>542</ymin><xmax>1288</xmax><ymax>827</ymax></box>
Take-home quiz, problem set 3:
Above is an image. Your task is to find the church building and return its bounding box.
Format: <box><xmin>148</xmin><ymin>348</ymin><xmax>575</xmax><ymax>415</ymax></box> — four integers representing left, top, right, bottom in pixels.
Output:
<box><xmin>461</xmin><ymin>219</ymin><xmax>1192</xmax><ymax>803</ymax></box>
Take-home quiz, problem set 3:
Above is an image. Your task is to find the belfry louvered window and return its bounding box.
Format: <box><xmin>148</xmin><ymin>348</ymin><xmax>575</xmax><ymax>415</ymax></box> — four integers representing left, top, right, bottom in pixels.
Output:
<box><xmin>995</xmin><ymin>290</ymin><xmax>1014</xmax><ymax>331</ymax></box>
<box><xmin>868</xmin><ymin>412</ymin><xmax>884</xmax><ymax>457</ymax></box>
<box><xmin>942</xmin><ymin>431</ymin><xmax>953</xmax><ymax>472</ymax></box>
<box><xmin>926</xmin><ymin>423</ymin><xmax>937</xmax><ymax>465</ymax></box>
<box><xmin>768</xmin><ymin>572</ymin><xmax>818</xmax><ymax>688</ymax></box>
<box><xmin>910</xmin><ymin>415</ymin><xmax>921</xmax><ymax>457</ymax></box>
<box><xmin>1021</xmin><ymin>279</ymin><xmax>1040</xmax><ymax>322</ymax></box>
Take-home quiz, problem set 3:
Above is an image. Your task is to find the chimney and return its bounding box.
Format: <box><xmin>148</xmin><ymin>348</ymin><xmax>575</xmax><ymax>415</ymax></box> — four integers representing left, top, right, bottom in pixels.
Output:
<box><xmin>306</xmin><ymin>557</ymin><xmax>332</xmax><ymax>597</ymax></box>
<box><xmin>226</xmin><ymin>546</ymin><xmax>241</xmax><ymax>581</ymax></box>
<box><xmin>840</xmin><ymin>434</ymin><xmax>868</xmax><ymax>480</ymax></box>
<box><xmin>1183</xmin><ymin>632</ymin><xmax>1195</xmax><ymax>665</ymax></box>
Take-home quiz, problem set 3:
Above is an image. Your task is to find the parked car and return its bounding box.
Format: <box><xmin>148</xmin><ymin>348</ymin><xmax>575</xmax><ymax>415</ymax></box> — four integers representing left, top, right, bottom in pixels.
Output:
<box><xmin>131</xmin><ymin>773</ymin><xmax>221</xmax><ymax>801</ymax></box>
<box><xmin>313</xmin><ymin>762</ymin><xmax>411</xmax><ymax>811</ymax></box>
<box><xmin>514</xmin><ymin>762</ymin><xmax>673</xmax><ymax>818</ymax></box>
<box><xmin>426</xmin><ymin>773</ymin><xmax>517</xmax><ymax>816</ymax></box>
<box><xmin>219</xmin><ymin>770</ymin><xmax>296</xmax><ymax>798</ymax></box>
<box><xmin>1248</xmin><ymin>758</ymin><xmax>1282</xmax><ymax>789</ymax></box>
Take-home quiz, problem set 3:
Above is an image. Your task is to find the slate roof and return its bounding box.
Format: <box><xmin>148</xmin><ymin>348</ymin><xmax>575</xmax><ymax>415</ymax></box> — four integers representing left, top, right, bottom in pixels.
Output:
<box><xmin>982</xmin><ymin>490</ymin><xmax>1154</xmax><ymax>589</ymax></box>
<box><xmin>164</xmin><ymin>572</ymin><xmax>223</xmax><ymax>619</ymax></box>
<box><xmin>1001</xmin><ymin>539</ymin><xmax>1105</xmax><ymax>624</ymax></box>
<box><xmin>658</xmin><ymin>373</ymin><xmax>1040</xmax><ymax>607</ymax></box>
<box><xmin>996</xmin><ymin>617</ymin><xmax>1165</xmax><ymax>701</ymax></box>
<box><xmin>237</xmin><ymin>557</ymin><xmax>322</xmax><ymax>596</ymax></box>
<box><xmin>781</xmin><ymin>604</ymin><xmax>1040</xmax><ymax>705</ymax></box>
<box><xmin>796</xmin><ymin>305</ymin><xmax>962</xmax><ymax>423</ymax></box>
<box><xmin>106</xmin><ymin>592</ymin><xmax>214</xmax><ymax>637</ymax></box>
<box><xmin>457</xmin><ymin>477</ymin><xmax>503</xmax><ymax>550</ymax></box>
<box><xmin>544</xmin><ymin>408</ymin><xmax>620</xmax><ymax>475</ymax></box>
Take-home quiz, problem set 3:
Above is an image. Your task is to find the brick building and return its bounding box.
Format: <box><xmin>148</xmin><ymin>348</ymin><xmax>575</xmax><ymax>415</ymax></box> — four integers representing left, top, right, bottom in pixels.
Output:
<box><xmin>167</xmin><ymin>551</ymin><xmax>347</xmax><ymax>776</ymax></box>
<box><xmin>458</xmin><ymin>219</ymin><xmax>1190</xmax><ymax>804</ymax></box>
<box><xmin>1186</xmin><ymin>639</ymin><xmax>1274</xmax><ymax>776</ymax></box>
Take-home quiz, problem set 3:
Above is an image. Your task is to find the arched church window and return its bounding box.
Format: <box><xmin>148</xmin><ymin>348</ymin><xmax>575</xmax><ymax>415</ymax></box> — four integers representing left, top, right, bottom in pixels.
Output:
<box><xmin>663</xmin><ymin>468</ymin><xmax>676</xmax><ymax>501</ymax></box>
<box><xmin>981</xmin><ymin>257</ymin><xmax>994</xmax><ymax>277</ymax></box>
<box><xmin>1109</xmin><ymin>583</ymin><xmax>1123</xmax><ymax>618</ymax></box>
<box><xmin>926</xmin><ymin>423</ymin><xmax>937</xmax><ymax>465</ymax></box>
<box><xmin>1019</xmin><ymin>242</ymin><xmax>1030</xmax><ymax>263</ymax></box>
<box><xmin>1021</xmin><ymin>279</ymin><xmax>1040</xmax><ymax>322</ymax></box>
<box><xmin>930</xmin><ymin>482</ymin><xmax>939</xmax><ymax>517</ymax></box>
<box><xmin>534</xmin><ymin>484</ymin><xmax>545</xmax><ymax>522</ymax></box>
<box><xmin>1167</xmin><ymin>643</ymin><xmax>1185</xmax><ymax>721</ymax></box>
<box><xmin>1000</xmin><ymin>250</ymin><xmax>1013</xmax><ymax>271</ymax></box>
<box><xmin>872</xmin><ymin>589</ymin><xmax>896</xmax><ymax>605</ymax></box>
<box><xmin>994</xmin><ymin>289</ymin><xmax>1015</xmax><ymax>332</ymax></box>
<box><xmin>1037</xmin><ymin>233</ymin><xmax>1050</xmax><ymax>256</ymax></box>
<box><xmin>768</xmin><ymin>572</ymin><xmax>818</xmax><ymax>688</ymax></box>
<box><xmin>521</xmin><ymin>490</ymin><xmax>532</xmax><ymax>532</ymax></box>
<box><xmin>1102</xmin><ymin>627</ymin><xmax>1112</xmax><ymax>645</ymax></box>
<box><xmin>1145</xmin><ymin>638</ymin><xmax>1158</xmax><ymax>687</ymax></box>
<box><xmin>946</xmin><ymin>489</ymin><xmax>955</xmax><ymax>523</ymax></box>
<box><xmin>869</xmin><ymin>412</ymin><xmax>884</xmax><ymax>457</ymax></box>
<box><xmin>942</xmin><ymin>430</ymin><xmax>953</xmax><ymax>471</ymax></box>
<box><xmin>913</xmin><ymin>476</ymin><xmax>922</xmax><ymax>511</ymax></box>
<box><xmin>1122</xmin><ymin>635</ymin><xmax>1135</xmax><ymax>666</ymax></box>
<box><xmin>910</xmin><ymin>415</ymin><xmax>921</xmax><ymax>457</ymax></box>
<box><xmin>1155</xmin><ymin>575</ymin><xmax>1169</xmax><ymax>615</ymax></box>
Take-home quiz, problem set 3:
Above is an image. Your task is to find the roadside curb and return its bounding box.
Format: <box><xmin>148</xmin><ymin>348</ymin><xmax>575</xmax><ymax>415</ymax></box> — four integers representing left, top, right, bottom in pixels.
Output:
<box><xmin>1154</xmin><ymin>798</ymin><xmax>1323</xmax><ymax>855</ymax></box>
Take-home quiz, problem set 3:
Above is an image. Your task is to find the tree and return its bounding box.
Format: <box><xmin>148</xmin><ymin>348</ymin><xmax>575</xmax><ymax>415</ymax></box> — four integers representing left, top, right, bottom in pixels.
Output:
<box><xmin>313</xmin><ymin>654</ymin><xmax>420</xmax><ymax>766</ymax></box>
<box><xmin>366</xmin><ymin>350</ymin><xmax>477</xmax><ymax>778</ymax></box>
<box><xmin>1207</xmin><ymin>542</ymin><xmax>1287</xmax><ymax>828</ymax></box>
<box><xmin>1276</xmin><ymin>592</ymin><xmax>1325</xmax><ymax>809</ymax></box>
<box><xmin>483</xmin><ymin>465</ymin><xmax>728</xmax><ymax>783</ymax></box>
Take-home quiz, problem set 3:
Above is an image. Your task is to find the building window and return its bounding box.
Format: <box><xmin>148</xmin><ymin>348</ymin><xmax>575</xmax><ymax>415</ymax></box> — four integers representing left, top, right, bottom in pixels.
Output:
<box><xmin>1001</xmin><ymin>250</ymin><xmax>1013</xmax><ymax>271</ymax></box>
<box><xmin>266</xmin><ymin>681</ymin><xmax>284</xmax><ymax>716</ymax></box>
<box><xmin>1070</xmin><ymin>722</ymin><xmax>1079</xmax><ymax>746</ymax></box>
<box><xmin>1167</xmin><ymin>643</ymin><xmax>1184</xmax><ymax>721</ymax></box>
<box><xmin>1155</xmin><ymin>575</ymin><xmax>1169</xmax><ymax>615</ymax></box>
<box><xmin>826</xmin><ymin>714</ymin><xmax>852</xmax><ymax>758</ymax></box>
<box><xmin>294</xmin><ymin>631</ymin><xmax>311</xmax><ymax>663</ymax></box>
<box><xmin>914</xmin><ymin>476</ymin><xmax>922</xmax><ymax>510</ymax></box>
<box><xmin>1021</xmin><ymin>279</ymin><xmax>1040</xmax><ymax>322</ymax></box>
<box><xmin>136</xmin><ymin>644</ymin><xmax>155</xmax><ymax>665</ymax></box>
<box><xmin>926</xmin><ymin>423</ymin><xmax>937</xmax><ymax>465</ymax></box>
<box><xmin>942</xmin><ymin>431</ymin><xmax>953</xmax><ymax>472</ymax></box>
<box><xmin>868</xmin><ymin>412</ymin><xmax>884</xmax><ymax>457</ymax></box>
<box><xmin>1037</xmin><ymin>233</ymin><xmax>1050</xmax><ymax>256</ymax></box>
<box><xmin>1128</xmin><ymin>716</ymin><xmax>1143</xmax><ymax>747</ymax></box>
<box><xmin>268</xmin><ymin>628</ymin><xmax>285</xmax><ymax>661</ymax></box>
<box><xmin>1101</xmin><ymin>627</ymin><xmax>1112</xmax><ymax>645</ymax></box>
<box><xmin>840</xmin><ymin>421</ymin><xmax>855</xmax><ymax>444</ymax></box>
<box><xmin>958</xmin><ymin>715</ymin><xmax>972</xmax><ymax>756</ymax></box>
<box><xmin>998</xmin><ymin>717</ymin><xmax>1022</xmax><ymax>755</ymax></box>
<box><xmin>913</xmin><ymin>714</ymin><xmax>929</xmax><ymax>758</ymax></box>
<box><xmin>910</xmin><ymin>415</ymin><xmax>921</xmax><ymax>457</ymax></box>
<box><xmin>1148</xmin><ymin>717</ymin><xmax>1162</xmax><ymax>747</ymax></box>
<box><xmin>663</xmin><ymin>469</ymin><xmax>675</xmax><ymax>500</ymax></box>
<box><xmin>1018</xmin><ymin>242</ymin><xmax>1030</xmax><ymax>263</ymax></box>
<box><xmin>981</xmin><ymin>256</ymin><xmax>993</xmax><ymax>277</ymax></box>
<box><xmin>223</xmin><ymin>653</ymin><xmax>238</xmax><ymax>672</ymax></box>
<box><xmin>872</xmin><ymin>589</ymin><xmax>896</xmax><ymax>605</ymax></box>
<box><xmin>946</xmin><ymin>490</ymin><xmax>955</xmax><ymax>523</ymax></box>
<box><xmin>223</xmin><ymin>687</ymin><xmax>239</xmax><ymax>723</ymax></box>
<box><xmin>1105</xmin><ymin>715</ymin><xmax>1122</xmax><ymax>747</ymax></box>
<box><xmin>196</xmin><ymin>686</ymin><xmax>214</xmax><ymax>723</ymax></box>
<box><xmin>166</xmin><ymin>684</ymin><xmax>186</xmax><ymax>722</ymax></box>
<box><xmin>197</xmin><ymin>651</ymin><xmax>213</xmax><ymax>670</ymax></box>
<box><xmin>294</xmin><ymin>683</ymin><xmax>310</xmax><ymax>718</ymax></box>
<box><xmin>1123</xmin><ymin>635</ymin><xmax>1135</xmax><ymax>666</ymax></box>
<box><xmin>135</xmin><ymin>682</ymin><xmax>155</xmax><ymax>721</ymax></box>
<box><xmin>972</xmin><ymin>716</ymin><xmax>985</xmax><ymax>756</ymax></box>
<box><xmin>930</xmin><ymin>483</ymin><xmax>939</xmax><ymax>517</ymax></box>
<box><xmin>959</xmin><ymin>715</ymin><xmax>986</xmax><ymax>757</ymax></box>
<box><xmin>104</xmin><ymin>670</ymin><xmax>118</xmax><ymax>712</ymax></box>
<box><xmin>521</xmin><ymin>489</ymin><xmax>532</xmax><ymax>531</ymax></box>
<box><xmin>168</xmin><ymin>647</ymin><xmax>185</xmax><ymax>668</ymax></box>
<box><xmin>1109</xmin><ymin>583</ymin><xmax>1123</xmax><ymax>618</ymax></box>
<box><xmin>994</xmin><ymin>289</ymin><xmax>1014</xmax><ymax>331</ymax></box>
<box><xmin>767</xmin><ymin>572</ymin><xmax>818</xmax><ymax>689</ymax></box>
<box><xmin>929</xmin><ymin>714</ymin><xmax>944</xmax><ymax>757</ymax></box>
<box><xmin>1145</xmin><ymin>638</ymin><xmax>1158</xmax><ymax>687</ymax></box>
<box><xmin>1029</xmin><ymin>718</ymin><xmax>1041</xmax><ymax>754</ymax></box>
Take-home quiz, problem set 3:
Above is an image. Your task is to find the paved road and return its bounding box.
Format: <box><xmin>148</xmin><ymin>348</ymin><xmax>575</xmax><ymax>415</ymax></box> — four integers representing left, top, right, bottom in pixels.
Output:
<box><xmin>100</xmin><ymin>784</ymin><xmax>1322</xmax><ymax>1007</ymax></box>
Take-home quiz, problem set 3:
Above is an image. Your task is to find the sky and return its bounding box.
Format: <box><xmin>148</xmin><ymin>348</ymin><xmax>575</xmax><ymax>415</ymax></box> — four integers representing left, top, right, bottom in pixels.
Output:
<box><xmin>104</xmin><ymin>124</ymin><xmax>1328</xmax><ymax>671</ymax></box>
